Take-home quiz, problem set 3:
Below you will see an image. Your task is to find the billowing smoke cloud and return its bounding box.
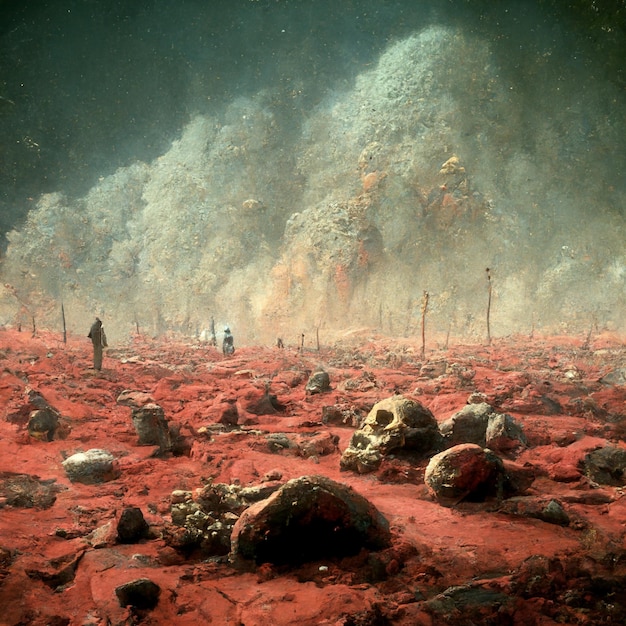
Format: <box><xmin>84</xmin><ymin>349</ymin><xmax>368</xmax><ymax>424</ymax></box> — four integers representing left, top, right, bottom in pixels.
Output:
<box><xmin>1</xmin><ymin>21</ymin><xmax>624</xmax><ymax>344</ymax></box>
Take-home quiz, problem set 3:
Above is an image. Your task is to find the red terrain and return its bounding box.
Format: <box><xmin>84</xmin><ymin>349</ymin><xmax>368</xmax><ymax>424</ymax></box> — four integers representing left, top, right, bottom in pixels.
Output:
<box><xmin>0</xmin><ymin>326</ymin><xmax>625</xmax><ymax>625</ymax></box>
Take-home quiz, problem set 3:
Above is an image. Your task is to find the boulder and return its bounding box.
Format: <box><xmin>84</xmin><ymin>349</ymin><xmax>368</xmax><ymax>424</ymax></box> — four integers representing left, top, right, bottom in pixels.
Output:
<box><xmin>8</xmin><ymin>387</ymin><xmax>58</xmax><ymax>427</ymax></box>
<box><xmin>62</xmin><ymin>449</ymin><xmax>120</xmax><ymax>484</ymax></box>
<box><xmin>599</xmin><ymin>368</ymin><xmax>626</xmax><ymax>385</ymax></box>
<box><xmin>306</xmin><ymin>370</ymin><xmax>331</xmax><ymax>394</ymax></box>
<box><xmin>424</xmin><ymin>443</ymin><xmax>505</xmax><ymax>504</ymax></box>
<box><xmin>116</xmin><ymin>390</ymin><xmax>155</xmax><ymax>408</ymax></box>
<box><xmin>340</xmin><ymin>395</ymin><xmax>441</xmax><ymax>473</ymax></box>
<box><xmin>321</xmin><ymin>404</ymin><xmax>362</xmax><ymax>428</ymax></box>
<box><xmin>581</xmin><ymin>446</ymin><xmax>626</xmax><ymax>486</ymax></box>
<box><xmin>131</xmin><ymin>403</ymin><xmax>171</xmax><ymax>452</ymax></box>
<box><xmin>24</xmin><ymin>548</ymin><xmax>85</xmax><ymax>590</ymax></box>
<box><xmin>539</xmin><ymin>499</ymin><xmax>570</xmax><ymax>526</ymax></box>
<box><xmin>500</xmin><ymin>497</ymin><xmax>571</xmax><ymax>526</ymax></box>
<box><xmin>426</xmin><ymin>584</ymin><xmax>514</xmax><ymax>623</ymax></box>
<box><xmin>295</xmin><ymin>432</ymin><xmax>339</xmax><ymax>458</ymax></box>
<box><xmin>439</xmin><ymin>403</ymin><xmax>492</xmax><ymax>447</ymax></box>
<box><xmin>440</xmin><ymin>403</ymin><xmax>526</xmax><ymax>454</ymax></box>
<box><xmin>485</xmin><ymin>412</ymin><xmax>527</xmax><ymax>453</ymax></box>
<box><xmin>230</xmin><ymin>475</ymin><xmax>391</xmax><ymax>565</ymax></box>
<box><xmin>0</xmin><ymin>472</ymin><xmax>61</xmax><ymax>509</ymax></box>
<box><xmin>167</xmin><ymin>481</ymin><xmax>282</xmax><ymax>557</ymax></box>
<box><xmin>117</xmin><ymin>506</ymin><xmax>150</xmax><ymax>543</ymax></box>
<box><xmin>115</xmin><ymin>578</ymin><xmax>160</xmax><ymax>610</ymax></box>
<box><xmin>27</xmin><ymin>407</ymin><xmax>60</xmax><ymax>441</ymax></box>
<box><xmin>264</xmin><ymin>433</ymin><xmax>297</xmax><ymax>454</ymax></box>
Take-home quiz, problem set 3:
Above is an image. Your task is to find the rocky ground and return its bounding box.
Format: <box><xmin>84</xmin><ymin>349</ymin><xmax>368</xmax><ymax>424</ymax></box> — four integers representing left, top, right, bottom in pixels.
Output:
<box><xmin>0</xmin><ymin>326</ymin><xmax>625</xmax><ymax>625</ymax></box>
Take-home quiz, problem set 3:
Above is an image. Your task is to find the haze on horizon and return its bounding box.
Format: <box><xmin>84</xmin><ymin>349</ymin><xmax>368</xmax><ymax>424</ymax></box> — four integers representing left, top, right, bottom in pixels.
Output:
<box><xmin>0</xmin><ymin>0</ymin><xmax>624</xmax><ymax>344</ymax></box>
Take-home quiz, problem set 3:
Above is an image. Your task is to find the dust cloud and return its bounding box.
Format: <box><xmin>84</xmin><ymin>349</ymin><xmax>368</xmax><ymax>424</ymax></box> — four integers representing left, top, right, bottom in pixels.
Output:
<box><xmin>0</xmin><ymin>4</ymin><xmax>624</xmax><ymax>345</ymax></box>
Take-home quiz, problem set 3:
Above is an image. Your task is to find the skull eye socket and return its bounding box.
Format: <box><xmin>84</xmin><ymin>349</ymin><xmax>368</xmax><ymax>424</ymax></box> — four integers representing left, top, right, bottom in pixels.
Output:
<box><xmin>351</xmin><ymin>432</ymin><xmax>371</xmax><ymax>450</ymax></box>
<box><xmin>374</xmin><ymin>409</ymin><xmax>394</xmax><ymax>428</ymax></box>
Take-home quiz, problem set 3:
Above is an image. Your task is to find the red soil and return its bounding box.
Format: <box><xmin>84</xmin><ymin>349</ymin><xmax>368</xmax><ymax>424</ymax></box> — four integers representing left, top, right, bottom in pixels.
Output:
<box><xmin>0</xmin><ymin>327</ymin><xmax>625</xmax><ymax>625</ymax></box>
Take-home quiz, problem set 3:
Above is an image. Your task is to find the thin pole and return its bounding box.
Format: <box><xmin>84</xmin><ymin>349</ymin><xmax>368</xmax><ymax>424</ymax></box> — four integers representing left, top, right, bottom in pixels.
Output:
<box><xmin>61</xmin><ymin>302</ymin><xmax>67</xmax><ymax>344</ymax></box>
<box><xmin>486</xmin><ymin>268</ymin><xmax>492</xmax><ymax>345</ymax></box>
<box><xmin>420</xmin><ymin>290</ymin><xmax>429</xmax><ymax>359</ymax></box>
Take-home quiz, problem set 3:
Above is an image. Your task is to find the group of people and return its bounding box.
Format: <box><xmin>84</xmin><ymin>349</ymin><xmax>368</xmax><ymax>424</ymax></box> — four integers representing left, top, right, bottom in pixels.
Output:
<box><xmin>87</xmin><ymin>317</ymin><xmax>235</xmax><ymax>371</ymax></box>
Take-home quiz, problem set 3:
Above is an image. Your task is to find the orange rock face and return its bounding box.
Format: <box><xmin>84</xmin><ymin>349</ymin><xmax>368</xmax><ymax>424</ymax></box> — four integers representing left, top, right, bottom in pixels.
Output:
<box><xmin>0</xmin><ymin>327</ymin><xmax>625</xmax><ymax>625</ymax></box>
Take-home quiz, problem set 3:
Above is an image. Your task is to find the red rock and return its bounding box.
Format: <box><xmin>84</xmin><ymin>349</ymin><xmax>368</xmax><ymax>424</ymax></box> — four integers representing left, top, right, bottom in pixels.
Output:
<box><xmin>0</xmin><ymin>328</ymin><xmax>626</xmax><ymax>624</ymax></box>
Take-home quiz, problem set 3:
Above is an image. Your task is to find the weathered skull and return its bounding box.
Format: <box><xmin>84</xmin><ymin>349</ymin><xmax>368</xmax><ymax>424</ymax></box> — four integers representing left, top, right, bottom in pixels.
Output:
<box><xmin>340</xmin><ymin>395</ymin><xmax>441</xmax><ymax>473</ymax></box>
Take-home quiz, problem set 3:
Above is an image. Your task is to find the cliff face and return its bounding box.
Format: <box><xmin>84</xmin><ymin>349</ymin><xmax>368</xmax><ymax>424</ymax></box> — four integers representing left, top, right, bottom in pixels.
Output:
<box><xmin>1</xmin><ymin>26</ymin><xmax>624</xmax><ymax>343</ymax></box>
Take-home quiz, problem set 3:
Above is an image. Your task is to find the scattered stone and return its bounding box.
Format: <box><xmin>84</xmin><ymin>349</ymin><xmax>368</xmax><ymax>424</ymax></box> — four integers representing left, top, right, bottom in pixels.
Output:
<box><xmin>231</xmin><ymin>475</ymin><xmax>391</xmax><ymax>565</ymax></box>
<box><xmin>418</xmin><ymin>361</ymin><xmax>447</xmax><ymax>379</ymax></box>
<box><xmin>170</xmin><ymin>490</ymin><xmax>192</xmax><ymax>505</ymax></box>
<box><xmin>439</xmin><ymin>403</ymin><xmax>492</xmax><ymax>447</ymax></box>
<box><xmin>500</xmin><ymin>497</ymin><xmax>570</xmax><ymax>526</ymax></box>
<box><xmin>166</xmin><ymin>480</ymin><xmax>283</xmax><ymax>557</ymax></box>
<box><xmin>424</xmin><ymin>443</ymin><xmax>505</xmax><ymax>504</ymax></box>
<box><xmin>162</xmin><ymin>523</ymin><xmax>205</xmax><ymax>553</ymax></box>
<box><xmin>485</xmin><ymin>412</ymin><xmax>527</xmax><ymax>453</ymax></box>
<box><xmin>440</xmin><ymin>403</ymin><xmax>526</xmax><ymax>454</ymax></box>
<box><xmin>115</xmin><ymin>578</ymin><xmax>161</xmax><ymax>610</ymax></box>
<box><xmin>62</xmin><ymin>449</ymin><xmax>120</xmax><ymax>484</ymax></box>
<box><xmin>24</xmin><ymin>387</ymin><xmax>49</xmax><ymax>410</ymax></box>
<box><xmin>467</xmin><ymin>391</ymin><xmax>488</xmax><ymax>404</ymax></box>
<box><xmin>264</xmin><ymin>433</ymin><xmax>297</xmax><ymax>453</ymax></box>
<box><xmin>295</xmin><ymin>432</ymin><xmax>339</xmax><ymax>458</ymax></box>
<box><xmin>306</xmin><ymin>369</ymin><xmax>331</xmax><ymax>394</ymax></box>
<box><xmin>564</xmin><ymin>368</ymin><xmax>582</xmax><ymax>381</ymax></box>
<box><xmin>340</xmin><ymin>395</ymin><xmax>441</xmax><ymax>473</ymax></box>
<box><xmin>131</xmin><ymin>403</ymin><xmax>171</xmax><ymax>452</ymax></box>
<box><xmin>27</xmin><ymin>407</ymin><xmax>60</xmax><ymax>441</ymax></box>
<box><xmin>116</xmin><ymin>390</ymin><xmax>156</xmax><ymax>408</ymax></box>
<box><xmin>84</xmin><ymin>521</ymin><xmax>116</xmax><ymax>548</ymax></box>
<box><xmin>262</xmin><ymin>469</ymin><xmax>283</xmax><ymax>482</ymax></box>
<box><xmin>7</xmin><ymin>387</ymin><xmax>59</xmax><ymax>427</ymax></box>
<box><xmin>540</xmin><ymin>499</ymin><xmax>571</xmax><ymax>526</ymax></box>
<box><xmin>599</xmin><ymin>368</ymin><xmax>626</xmax><ymax>385</ymax></box>
<box><xmin>426</xmin><ymin>584</ymin><xmax>514</xmax><ymax>623</ymax></box>
<box><xmin>581</xmin><ymin>446</ymin><xmax>626</xmax><ymax>486</ymax></box>
<box><xmin>510</xmin><ymin>555</ymin><xmax>567</xmax><ymax>598</ymax></box>
<box><xmin>321</xmin><ymin>404</ymin><xmax>362</xmax><ymax>428</ymax></box>
<box><xmin>117</xmin><ymin>506</ymin><xmax>150</xmax><ymax>543</ymax></box>
<box><xmin>340</xmin><ymin>372</ymin><xmax>378</xmax><ymax>392</ymax></box>
<box><xmin>0</xmin><ymin>472</ymin><xmax>61</xmax><ymax>509</ymax></box>
<box><xmin>25</xmin><ymin>549</ymin><xmax>85</xmax><ymax>590</ymax></box>
<box><xmin>500</xmin><ymin>460</ymin><xmax>536</xmax><ymax>495</ymax></box>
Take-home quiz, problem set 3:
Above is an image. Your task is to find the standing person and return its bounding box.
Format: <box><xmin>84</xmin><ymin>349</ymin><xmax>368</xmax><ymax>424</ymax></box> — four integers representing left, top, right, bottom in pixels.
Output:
<box><xmin>222</xmin><ymin>326</ymin><xmax>235</xmax><ymax>356</ymax></box>
<box><xmin>88</xmin><ymin>317</ymin><xmax>108</xmax><ymax>370</ymax></box>
<box><xmin>209</xmin><ymin>316</ymin><xmax>217</xmax><ymax>347</ymax></box>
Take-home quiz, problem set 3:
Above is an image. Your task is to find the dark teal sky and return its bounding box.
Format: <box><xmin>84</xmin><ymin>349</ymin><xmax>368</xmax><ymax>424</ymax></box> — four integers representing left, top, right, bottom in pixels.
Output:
<box><xmin>0</xmin><ymin>0</ymin><xmax>624</xmax><ymax>244</ymax></box>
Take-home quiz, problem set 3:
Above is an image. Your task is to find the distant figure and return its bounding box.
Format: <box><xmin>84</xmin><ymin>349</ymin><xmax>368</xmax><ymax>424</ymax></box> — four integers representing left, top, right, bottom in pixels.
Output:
<box><xmin>88</xmin><ymin>317</ymin><xmax>108</xmax><ymax>370</ymax></box>
<box><xmin>222</xmin><ymin>326</ymin><xmax>235</xmax><ymax>356</ymax></box>
<box><xmin>210</xmin><ymin>316</ymin><xmax>217</xmax><ymax>347</ymax></box>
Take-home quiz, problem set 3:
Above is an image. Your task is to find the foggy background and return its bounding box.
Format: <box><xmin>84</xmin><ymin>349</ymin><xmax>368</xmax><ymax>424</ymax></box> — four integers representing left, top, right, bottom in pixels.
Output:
<box><xmin>0</xmin><ymin>0</ymin><xmax>624</xmax><ymax>345</ymax></box>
